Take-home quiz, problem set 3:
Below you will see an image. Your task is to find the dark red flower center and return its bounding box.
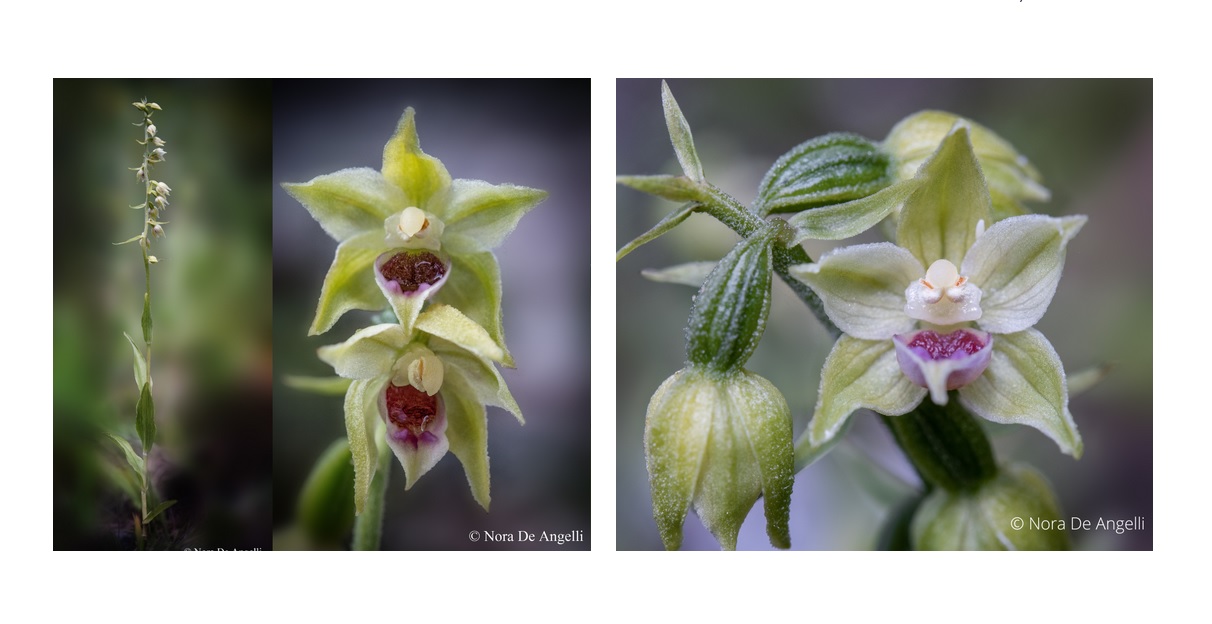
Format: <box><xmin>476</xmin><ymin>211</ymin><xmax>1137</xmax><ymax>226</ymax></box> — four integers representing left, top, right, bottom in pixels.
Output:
<box><xmin>385</xmin><ymin>382</ymin><xmax>437</xmax><ymax>437</ymax></box>
<box><xmin>380</xmin><ymin>251</ymin><xmax>445</xmax><ymax>293</ymax></box>
<box><xmin>905</xmin><ymin>330</ymin><xmax>986</xmax><ymax>360</ymax></box>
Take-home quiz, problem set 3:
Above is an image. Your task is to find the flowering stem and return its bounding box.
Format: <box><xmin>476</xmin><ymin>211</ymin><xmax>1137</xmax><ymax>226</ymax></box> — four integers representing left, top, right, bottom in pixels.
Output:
<box><xmin>698</xmin><ymin>184</ymin><xmax>840</xmax><ymax>338</ymax></box>
<box><xmin>881</xmin><ymin>392</ymin><xmax>998</xmax><ymax>493</ymax></box>
<box><xmin>352</xmin><ymin>431</ymin><xmax>392</xmax><ymax>550</ymax></box>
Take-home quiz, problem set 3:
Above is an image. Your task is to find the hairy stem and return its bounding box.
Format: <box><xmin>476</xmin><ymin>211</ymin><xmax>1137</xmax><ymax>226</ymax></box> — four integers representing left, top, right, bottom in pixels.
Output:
<box><xmin>352</xmin><ymin>432</ymin><xmax>392</xmax><ymax>550</ymax></box>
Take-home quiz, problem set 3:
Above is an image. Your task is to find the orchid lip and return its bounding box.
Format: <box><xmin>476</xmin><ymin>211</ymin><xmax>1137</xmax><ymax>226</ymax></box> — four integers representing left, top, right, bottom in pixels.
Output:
<box><xmin>374</xmin><ymin>249</ymin><xmax>451</xmax><ymax>298</ymax></box>
<box><xmin>893</xmin><ymin>328</ymin><xmax>993</xmax><ymax>405</ymax></box>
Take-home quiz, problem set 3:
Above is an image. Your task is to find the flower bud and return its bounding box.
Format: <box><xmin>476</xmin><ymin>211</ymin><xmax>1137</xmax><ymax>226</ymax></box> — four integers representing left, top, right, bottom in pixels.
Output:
<box><xmin>755</xmin><ymin>132</ymin><xmax>892</xmax><ymax>214</ymax></box>
<box><xmin>883</xmin><ymin>111</ymin><xmax>1049</xmax><ymax>219</ymax></box>
<box><xmin>154</xmin><ymin>195</ymin><xmax>168</xmax><ymax>211</ymax></box>
<box><xmin>645</xmin><ymin>366</ymin><xmax>794</xmax><ymax>550</ymax></box>
<box><xmin>911</xmin><ymin>463</ymin><xmax>1070</xmax><ymax>550</ymax></box>
<box><xmin>151</xmin><ymin>148</ymin><xmax>167</xmax><ymax>162</ymax></box>
<box><xmin>147</xmin><ymin>123</ymin><xmax>157</xmax><ymax>137</ymax></box>
<box><xmin>685</xmin><ymin>233</ymin><xmax>773</xmax><ymax>373</ymax></box>
<box><xmin>155</xmin><ymin>181</ymin><xmax>171</xmax><ymax>197</ymax></box>
<box><xmin>152</xmin><ymin>224</ymin><xmax>165</xmax><ymax>238</ymax></box>
<box><xmin>148</xmin><ymin>255</ymin><xmax>159</xmax><ymax>264</ymax></box>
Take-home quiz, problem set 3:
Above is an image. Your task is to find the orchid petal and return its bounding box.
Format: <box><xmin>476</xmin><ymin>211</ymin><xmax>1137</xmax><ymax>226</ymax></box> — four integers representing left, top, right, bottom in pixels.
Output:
<box><xmin>310</xmin><ymin>230</ymin><xmax>391</xmax><ymax>336</ymax></box>
<box><xmin>282</xmin><ymin>168</ymin><xmax>406</xmax><ymax>241</ymax></box>
<box><xmin>442</xmin><ymin>180</ymin><xmax>546</xmax><ymax>253</ymax></box>
<box><xmin>962</xmin><ymin>214</ymin><xmax>1086</xmax><ymax>334</ymax></box>
<box><xmin>789</xmin><ymin>243</ymin><xmax>923</xmax><ymax>340</ymax></box>
<box><xmin>317</xmin><ymin>323</ymin><xmax>408</xmax><ymax>380</ymax></box>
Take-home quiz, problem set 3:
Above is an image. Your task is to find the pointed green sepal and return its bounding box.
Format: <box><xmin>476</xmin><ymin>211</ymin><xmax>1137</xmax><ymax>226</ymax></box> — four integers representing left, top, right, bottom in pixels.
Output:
<box><xmin>381</xmin><ymin>107</ymin><xmax>451</xmax><ymax>209</ymax></box>
<box><xmin>435</xmin><ymin>341</ymin><xmax>524</xmax><ymax>425</ymax></box>
<box><xmin>441</xmin><ymin>180</ymin><xmax>546</xmax><ymax>253</ymax></box>
<box><xmin>344</xmin><ymin>377</ymin><xmax>387</xmax><ymax>515</ymax></box>
<box><xmin>958</xmin><ymin>329</ymin><xmax>1082</xmax><ymax>458</ymax></box>
<box><xmin>442</xmin><ymin>370</ymin><xmax>491</xmax><ymax>510</ymax></box>
<box><xmin>432</xmin><ymin>249</ymin><xmax>513</xmax><ymax>367</ymax></box>
<box><xmin>281</xmin><ymin>168</ymin><xmax>405</xmax><ymax>242</ymax></box>
<box><xmin>896</xmin><ymin>125</ymin><xmax>992</xmax><ymax>268</ymax></box>
<box><xmin>810</xmin><ymin>336</ymin><xmax>926</xmax><ymax>447</ymax></box>
<box><xmin>309</xmin><ymin>231</ymin><xmax>389</xmax><ymax>335</ymax></box>
<box><xmin>415</xmin><ymin>304</ymin><xmax>505</xmax><ymax>364</ymax></box>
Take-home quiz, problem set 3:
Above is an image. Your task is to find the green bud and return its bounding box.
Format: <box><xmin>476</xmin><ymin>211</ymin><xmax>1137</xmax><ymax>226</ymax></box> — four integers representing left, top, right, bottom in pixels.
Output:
<box><xmin>911</xmin><ymin>463</ymin><xmax>1070</xmax><ymax>550</ymax></box>
<box><xmin>756</xmin><ymin>133</ymin><xmax>892</xmax><ymax>215</ymax></box>
<box><xmin>685</xmin><ymin>233</ymin><xmax>773</xmax><ymax>373</ymax></box>
<box><xmin>297</xmin><ymin>438</ymin><xmax>357</xmax><ymax>545</ymax></box>
<box><xmin>645</xmin><ymin>366</ymin><xmax>794</xmax><ymax>550</ymax></box>
<box><xmin>882</xmin><ymin>111</ymin><xmax>1050</xmax><ymax>220</ymax></box>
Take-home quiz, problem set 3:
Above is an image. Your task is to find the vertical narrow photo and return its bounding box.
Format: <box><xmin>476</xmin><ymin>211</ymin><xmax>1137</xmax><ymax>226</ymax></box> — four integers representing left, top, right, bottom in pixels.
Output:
<box><xmin>273</xmin><ymin>79</ymin><xmax>590</xmax><ymax>550</ymax></box>
<box><xmin>616</xmin><ymin>78</ymin><xmax>1152</xmax><ymax>550</ymax></box>
<box><xmin>53</xmin><ymin>79</ymin><xmax>274</xmax><ymax>550</ymax></box>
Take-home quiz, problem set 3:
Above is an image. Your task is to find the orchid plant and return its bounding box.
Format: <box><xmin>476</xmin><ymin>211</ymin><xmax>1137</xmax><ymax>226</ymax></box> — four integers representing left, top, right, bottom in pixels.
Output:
<box><xmin>283</xmin><ymin>107</ymin><xmax>544</xmax><ymax>549</ymax></box>
<box><xmin>108</xmin><ymin>98</ymin><xmax>178</xmax><ymax>549</ymax></box>
<box><xmin>618</xmin><ymin>82</ymin><xmax>1091</xmax><ymax>550</ymax></box>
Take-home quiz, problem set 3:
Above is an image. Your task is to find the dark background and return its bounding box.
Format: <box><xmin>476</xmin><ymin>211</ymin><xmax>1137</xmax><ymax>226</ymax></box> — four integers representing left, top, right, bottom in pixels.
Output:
<box><xmin>617</xmin><ymin>79</ymin><xmax>1152</xmax><ymax>550</ymax></box>
<box><xmin>273</xmin><ymin>79</ymin><xmax>591</xmax><ymax>549</ymax></box>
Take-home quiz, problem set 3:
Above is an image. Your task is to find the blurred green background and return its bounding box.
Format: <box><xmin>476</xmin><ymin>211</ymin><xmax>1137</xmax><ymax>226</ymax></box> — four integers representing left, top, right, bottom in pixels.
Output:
<box><xmin>617</xmin><ymin>79</ymin><xmax>1152</xmax><ymax>550</ymax></box>
<box><xmin>54</xmin><ymin>80</ymin><xmax>273</xmax><ymax>549</ymax></box>
<box><xmin>273</xmin><ymin>80</ymin><xmax>591</xmax><ymax>550</ymax></box>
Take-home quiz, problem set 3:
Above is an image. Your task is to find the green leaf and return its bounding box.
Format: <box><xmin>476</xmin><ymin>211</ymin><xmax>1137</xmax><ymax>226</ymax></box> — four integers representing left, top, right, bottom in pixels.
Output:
<box><xmin>616</xmin><ymin>175</ymin><xmax>707</xmax><ymax>203</ymax></box>
<box><xmin>143</xmin><ymin>499</ymin><xmax>177</xmax><ymax>524</ymax></box>
<box><xmin>442</xmin><ymin>371</ymin><xmax>491</xmax><ymax>511</ymax></box>
<box><xmin>756</xmin><ymin>133</ymin><xmax>892</xmax><ymax>215</ymax></box>
<box><xmin>345</xmin><ymin>377</ymin><xmax>387</xmax><ymax>515</ymax></box>
<box><xmin>810</xmin><ymin>336</ymin><xmax>926</xmax><ymax>447</ymax></box>
<box><xmin>958</xmin><ymin>329</ymin><xmax>1082</xmax><ymax>458</ymax></box>
<box><xmin>415</xmin><ymin>304</ymin><xmax>505</xmax><ymax>364</ymax></box>
<box><xmin>281</xmin><ymin>168</ymin><xmax>405</xmax><ymax>241</ymax></box>
<box><xmin>135</xmin><ymin>381</ymin><xmax>156</xmax><ymax>454</ymax></box>
<box><xmin>616</xmin><ymin>202</ymin><xmax>698</xmax><ymax>261</ymax></box>
<box><xmin>661</xmin><ymin>81</ymin><xmax>704</xmax><ymax>182</ymax></box>
<box><xmin>381</xmin><ymin>107</ymin><xmax>451</xmax><ymax>209</ymax></box>
<box><xmin>141</xmin><ymin>292</ymin><xmax>152</xmax><ymax>345</ymax></box>
<box><xmin>316</xmin><ymin>323</ymin><xmax>407</xmax><ymax>380</ymax></box>
<box><xmin>441</xmin><ymin>180</ymin><xmax>546</xmax><ymax>253</ymax></box>
<box><xmin>788</xmin><ymin>243</ymin><xmax>922</xmax><ymax>340</ymax></box>
<box><xmin>105</xmin><ymin>433</ymin><xmax>145</xmax><ymax>480</ymax></box>
<box><xmin>686</xmin><ymin>233</ymin><xmax>774</xmax><ymax>373</ymax></box>
<box><xmin>785</xmin><ymin>178</ymin><xmax>921</xmax><ymax>244</ymax></box>
<box><xmin>432</xmin><ymin>249</ymin><xmax>513</xmax><ymax>367</ymax></box>
<box><xmin>296</xmin><ymin>438</ymin><xmax>356</xmax><ymax>543</ymax></box>
<box><xmin>123</xmin><ymin>332</ymin><xmax>148</xmax><ymax>392</ymax></box>
<box><xmin>310</xmin><ymin>230</ymin><xmax>389</xmax><ymax>336</ymax></box>
<box><xmin>896</xmin><ymin>126</ymin><xmax>992</xmax><ymax>268</ymax></box>
<box><xmin>640</xmin><ymin>261</ymin><xmax>717</xmax><ymax>287</ymax></box>
<box><xmin>283</xmin><ymin>375</ymin><xmax>354</xmax><ymax>396</ymax></box>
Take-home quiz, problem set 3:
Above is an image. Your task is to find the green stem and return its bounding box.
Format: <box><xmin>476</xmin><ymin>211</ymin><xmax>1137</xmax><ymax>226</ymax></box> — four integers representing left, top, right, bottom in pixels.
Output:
<box><xmin>352</xmin><ymin>432</ymin><xmax>392</xmax><ymax>550</ymax></box>
<box><xmin>139</xmin><ymin>112</ymin><xmax>153</xmax><ymax>531</ymax></box>
<box><xmin>881</xmin><ymin>392</ymin><xmax>998</xmax><ymax>492</ymax></box>
<box><xmin>699</xmin><ymin>184</ymin><xmax>840</xmax><ymax>337</ymax></box>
